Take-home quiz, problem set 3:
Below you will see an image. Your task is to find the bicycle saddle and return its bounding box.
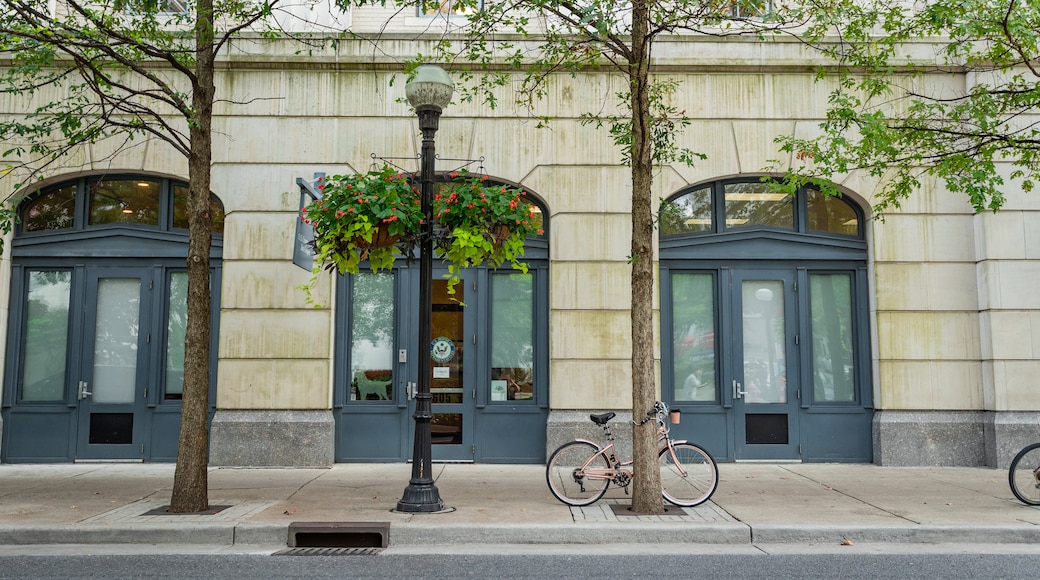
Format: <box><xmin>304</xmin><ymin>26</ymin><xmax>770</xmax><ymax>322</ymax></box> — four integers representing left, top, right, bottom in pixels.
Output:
<box><xmin>590</xmin><ymin>412</ymin><xmax>616</xmax><ymax>425</ymax></box>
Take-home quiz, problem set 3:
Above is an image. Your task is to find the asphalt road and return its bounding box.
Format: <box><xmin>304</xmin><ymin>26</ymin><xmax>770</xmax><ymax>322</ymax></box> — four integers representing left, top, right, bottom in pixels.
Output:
<box><xmin>2</xmin><ymin>548</ymin><xmax>1040</xmax><ymax>579</ymax></box>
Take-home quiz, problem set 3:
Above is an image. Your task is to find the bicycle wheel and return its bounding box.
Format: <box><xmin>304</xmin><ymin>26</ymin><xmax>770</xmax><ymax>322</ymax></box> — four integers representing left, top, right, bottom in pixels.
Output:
<box><xmin>546</xmin><ymin>441</ymin><xmax>611</xmax><ymax>506</ymax></box>
<box><xmin>1009</xmin><ymin>442</ymin><xmax>1040</xmax><ymax>506</ymax></box>
<box><xmin>659</xmin><ymin>442</ymin><xmax>718</xmax><ymax>507</ymax></box>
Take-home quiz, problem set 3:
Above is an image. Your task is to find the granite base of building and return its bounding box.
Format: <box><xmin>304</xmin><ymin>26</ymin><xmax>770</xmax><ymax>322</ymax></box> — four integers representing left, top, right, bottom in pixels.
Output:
<box><xmin>873</xmin><ymin>410</ymin><xmax>1040</xmax><ymax>468</ymax></box>
<box><xmin>985</xmin><ymin>411</ymin><xmax>1040</xmax><ymax>469</ymax></box>
<box><xmin>546</xmin><ymin>410</ymin><xmax>632</xmax><ymax>463</ymax></box>
<box><xmin>873</xmin><ymin>411</ymin><xmax>986</xmax><ymax>467</ymax></box>
<box><xmin>209</xmin><ymin>410</ymin><xmax>334</xmax><ymax>467</ymax></box>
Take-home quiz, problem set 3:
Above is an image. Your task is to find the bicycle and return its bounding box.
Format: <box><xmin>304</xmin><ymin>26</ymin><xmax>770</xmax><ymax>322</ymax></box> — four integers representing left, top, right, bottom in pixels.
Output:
<box><xmin>545</xmin><ymin>401</ymin><xmax>719</xmax><ymax>507</ymax></box>
<box><xmin>1009</xmin><ymin>442</ymin><xmax>1040</xmax><ymax>505</ymax></box>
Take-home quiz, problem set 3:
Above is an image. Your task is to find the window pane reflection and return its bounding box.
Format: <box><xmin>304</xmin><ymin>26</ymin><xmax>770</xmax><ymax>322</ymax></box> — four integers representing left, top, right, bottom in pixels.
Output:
<box><xmin>491</xmin><ymin>273</ymin><xmax>534</xmax><ymax>402</ymax></box>
<box><xmin>810</xmin><ymin>274</ymin><xmax>856</xmax><ymax>402</ymax></box>
<box><xmin>173</xmin><ymin>185</ymin><xmax>226</xmax><ymax>233</ymax></box>
<box><xmin>164</xmin><ymin>272</ymin><xmax>188</xmax><ymax>399</ymax></box>
<box><xmin>806</xmin><ymin>188</ymin><xmax>859</xmax><ymax>237</ymax></box>
<box><xmin>350</xmin><ymin>273</ymin><xmax>395</xmax><ymax>401</ymax></box>
<box><xmin>89</xmin><ymin>179</ymin><xmax>161</xmax><ymax>226</ymax></box>
<box><xmin>23</xmin><ymin>186</ymin><xmax>76</xmax><ymax>232</ymax></box>
<box><xmin>92</xmin><ymin>278</ymin><xmax>140</xmax><ymax>404</ymax></box>
<box><xmin>21</xmin><ymin>271</ymin><xmax>72</xmax><ymax>401</ymax></box>
<box><xmin>724</xmin><ymin>183</ymin><xmax>793</xmax><ymax>230</ymax></box>
<box><xmin>742</xmin><ymin>280</ymin><xmax>786</xmax><ymax>404</ymax></box>
<box><xmin>672</xmin><ymin>273</ymin><xmax>716</xmax><ymax>402</ymax></box>
<box><xmin>661</xmin><ymin>187</ymin><xmax>712</xmax><ymax>234</ymax></box>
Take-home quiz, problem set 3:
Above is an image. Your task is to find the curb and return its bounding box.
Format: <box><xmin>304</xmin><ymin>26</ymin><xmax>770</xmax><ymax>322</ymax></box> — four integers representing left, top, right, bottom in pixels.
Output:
<box><xmin>0</xmin><ymin>525</ymin><xmax>238</xmax><ymax>546</ymax></box>
<box><xmin>3</xmin><ymin>522</ymin><xmax>1032</xmax><ymax>547</ymax></box>
<box><xmin>389</xmin><ymin>523</ymin><xmax>751</xmax><ymax>546</ymax></box>
<box><xmin>749</xmin><ymin>524</ymin><xmax>1040</xmax><ymax>545</ymax></box>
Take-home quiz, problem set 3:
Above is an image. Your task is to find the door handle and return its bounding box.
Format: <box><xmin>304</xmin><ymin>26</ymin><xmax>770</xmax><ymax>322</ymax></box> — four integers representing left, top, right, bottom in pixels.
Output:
<box><xmin>77</xmin><ymin>381</ymin><xmax>92</xmax><ymax>401</ymax></box>
<box><xmin>732</xmin><ymin>380</ymin><xmax>746</xmax><ymax>400</ymax></box>
<box><xmin>407</xmin><ymin>382</ymin><xmax>416</xmax><ymax>400</ymax></box>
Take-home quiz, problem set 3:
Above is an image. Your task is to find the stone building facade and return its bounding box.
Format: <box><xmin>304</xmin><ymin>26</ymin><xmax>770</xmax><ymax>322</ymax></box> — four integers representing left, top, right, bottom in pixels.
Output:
<box><xmin>1</xmin><ymin>9</ymin><xmax>1038</xmax><ymax>467</ymax></box>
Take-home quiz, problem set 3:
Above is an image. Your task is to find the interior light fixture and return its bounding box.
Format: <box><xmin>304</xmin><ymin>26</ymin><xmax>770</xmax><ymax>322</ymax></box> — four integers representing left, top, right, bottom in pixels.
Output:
<box><xmin>842</xmin><ymin>219</ymin><xmax>859</xmax><ymax>226</ymax></box>
<box><xmin>684</xmin><ymin>218</ymin><xmax>712</xmax><ymax>225</ymax></box>
<box><xmin>136</xmin><ymin>182</ymin><xmax>151</xmax><ymax>188</ymax></box>
<box><xmin>725</xmin><ymin>218</ymin><xmax>750</xmax><ymax>225</ymax></box>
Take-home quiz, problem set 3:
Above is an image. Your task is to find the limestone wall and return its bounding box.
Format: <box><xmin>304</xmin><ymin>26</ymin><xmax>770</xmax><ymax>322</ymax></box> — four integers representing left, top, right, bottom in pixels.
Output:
<box><xmin>2</xmin><ymin>30</ymin><xmax>1035</xmax><ymax>427</ymax></box>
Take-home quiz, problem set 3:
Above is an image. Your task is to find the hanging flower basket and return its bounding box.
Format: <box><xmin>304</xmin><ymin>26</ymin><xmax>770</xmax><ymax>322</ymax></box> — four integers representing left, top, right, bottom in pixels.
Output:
<box><xmin>301</xmin><ymin>165</ymin><xmax>422</xmax><ymax>278</ymax></box>
<box><xmin>433</xmin><ymin>170</ymin><xmax>543</xmax><ymax>294</ymax></box>
<box><xmin>352</xmin><ymin>223</ymin><xmax>400</xmax><ymax>253</ymax></box>
<box><xmin>300</xmin><ymin>164</ymin><xmax>543</xmax><ymax>303</ymax></box>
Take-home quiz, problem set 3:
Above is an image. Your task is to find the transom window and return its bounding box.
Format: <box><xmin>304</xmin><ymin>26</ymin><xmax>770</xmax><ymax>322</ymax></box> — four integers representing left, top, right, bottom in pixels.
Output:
<box><xmin>418</xmin><ymin>0</ymin><xmax>482</xmax><ymax>17</ymax></box>
<box><xmin>19</xmin><ymin>175</ymin><xmax>224</xmax><ymax>235</ymax></box>
<box><xmin>660</xmin><ymin>179</ymin><xmax>862</xmax><ymax>239</ymax></box>
<box><xmin>727</xmin><ymin>0</ymin><xmax>772</xmax><ymax>18</ymax></box>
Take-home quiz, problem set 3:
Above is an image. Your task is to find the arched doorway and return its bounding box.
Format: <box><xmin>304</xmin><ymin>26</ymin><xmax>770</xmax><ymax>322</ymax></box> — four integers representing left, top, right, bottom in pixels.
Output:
<box><xmin>332</xmin><ymin>179</ymin><xmax>550</xmax><ymax>463</ymax></box>
<box><xmin>660</xmin><ymin>178</ymin><xmax>873</xmax><ymax>462</ymax></box>
<box><xmin>1</xmin><ymin>174</ymin><xmax>224</xmax><ymax>462</ymax></box>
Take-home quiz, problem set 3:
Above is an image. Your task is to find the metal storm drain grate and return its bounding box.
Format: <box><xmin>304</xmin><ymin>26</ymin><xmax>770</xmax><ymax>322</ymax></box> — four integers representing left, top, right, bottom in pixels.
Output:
<box><xmin>286</xmin><ymin>521</ymin><xmax>390</xmax><ymax>550</ymax></box>
<box><xmin>609</xmin><ymin>504</ymin><xmax>688</xmax><ymax>517</ymax></box>
<box><xmin>274</xmin><ymin>547</ymin><xmax>384</xmax><ymax>556</ymax></box>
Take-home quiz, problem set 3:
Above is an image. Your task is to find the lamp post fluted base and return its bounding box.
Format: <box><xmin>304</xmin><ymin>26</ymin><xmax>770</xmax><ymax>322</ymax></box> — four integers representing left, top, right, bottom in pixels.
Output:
<box><xmin>396</xmin><ymin>481</ymin><xmax>445</xmax><ymax>513</ymax></box>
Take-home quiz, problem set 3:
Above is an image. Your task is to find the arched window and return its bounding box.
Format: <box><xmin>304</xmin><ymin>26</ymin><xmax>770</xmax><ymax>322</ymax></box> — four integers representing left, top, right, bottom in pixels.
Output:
<box><xmin>660</xmin><ymin>179</ymin><xmax>862</xmax><ymax>239</ymax></box>
<box><xmin>19</xmin><ymin>175</ymin><xmax>224</xmax><ymax>235</ymax></box>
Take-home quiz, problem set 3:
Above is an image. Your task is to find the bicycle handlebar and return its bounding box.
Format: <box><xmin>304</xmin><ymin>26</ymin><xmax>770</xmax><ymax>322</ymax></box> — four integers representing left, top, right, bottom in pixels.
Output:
<box><xmin>634</xmin><ymin>401</ymin><xmax>668</xmax><ymax>425</ymax></box>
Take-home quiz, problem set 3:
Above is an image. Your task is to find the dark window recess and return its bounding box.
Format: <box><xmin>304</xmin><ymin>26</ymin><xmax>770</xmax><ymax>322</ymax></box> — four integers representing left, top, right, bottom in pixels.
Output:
<box><xmin>89</xmin><ymin>413</ymin><xmax>134</xmax><ymax>444</ymax></box>
<box><xmin>745</xmin><ymin>414</ymin><xmax>788</xmax><ymax>445</ymax></box>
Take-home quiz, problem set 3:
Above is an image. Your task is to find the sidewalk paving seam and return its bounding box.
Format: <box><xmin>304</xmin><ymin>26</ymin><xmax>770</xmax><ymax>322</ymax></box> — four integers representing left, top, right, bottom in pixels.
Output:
<box><xmin>775</xmin><ymin>465</ymin><xmax>922</xmax><ymax>525</ymax></box>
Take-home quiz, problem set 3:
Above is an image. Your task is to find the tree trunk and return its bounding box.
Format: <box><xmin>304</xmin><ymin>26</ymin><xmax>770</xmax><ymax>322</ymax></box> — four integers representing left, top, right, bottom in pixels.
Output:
<box><xmin>628</xmin><ymin>0</ymin><xmax>663</xmax><ymax>514</ymax></box>
<box><xmin>169</xmin><ymin>0</ymin><xmax>215</xmax><ymax>513</ymax></box>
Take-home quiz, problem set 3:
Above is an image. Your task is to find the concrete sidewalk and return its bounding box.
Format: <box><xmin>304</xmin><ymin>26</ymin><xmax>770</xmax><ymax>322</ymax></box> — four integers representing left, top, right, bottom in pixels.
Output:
<box><xmin>0</xmin><ymin>463</ymin><xmax>1038</xmax><ymax>548</ymax></box>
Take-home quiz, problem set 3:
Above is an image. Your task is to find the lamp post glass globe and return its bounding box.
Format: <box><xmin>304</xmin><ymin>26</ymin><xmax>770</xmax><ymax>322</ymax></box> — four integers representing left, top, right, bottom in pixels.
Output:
<box><xmin>406</xmin><ymin>65</ymin><xmax>454</xmax><ymax>110</ymax></box>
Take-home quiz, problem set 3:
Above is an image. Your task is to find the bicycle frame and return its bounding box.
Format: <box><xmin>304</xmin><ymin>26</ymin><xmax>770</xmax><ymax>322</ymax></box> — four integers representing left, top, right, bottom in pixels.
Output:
<box><xmin>569</xmin><ymin>423</ymin><xmax>690</xmax><ymax>485</ymax></box>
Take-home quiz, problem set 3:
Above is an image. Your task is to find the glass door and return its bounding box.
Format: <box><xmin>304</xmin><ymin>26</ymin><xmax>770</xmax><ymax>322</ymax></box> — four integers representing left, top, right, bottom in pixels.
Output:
<box><xmin>731</xmin><ymin>270</ymin><xmax>801</xmax><ymax>460</ymax></box>
<box><xmin>75</xmin><ymin>268</ymin><xmax>152</xmax><ymax>460</ymax></box>
<box><xmin>409</xmin><ymin>274</ymin><xmax>476</xmax><ymax>462</ymax></box>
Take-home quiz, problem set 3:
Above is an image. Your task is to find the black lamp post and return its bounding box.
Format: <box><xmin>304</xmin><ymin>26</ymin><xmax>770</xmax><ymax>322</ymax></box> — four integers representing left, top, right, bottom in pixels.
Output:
<box><xmin>397</xmin><ymin>64</ymin><xmax>454</xmax><ymax>513</ymax></box>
